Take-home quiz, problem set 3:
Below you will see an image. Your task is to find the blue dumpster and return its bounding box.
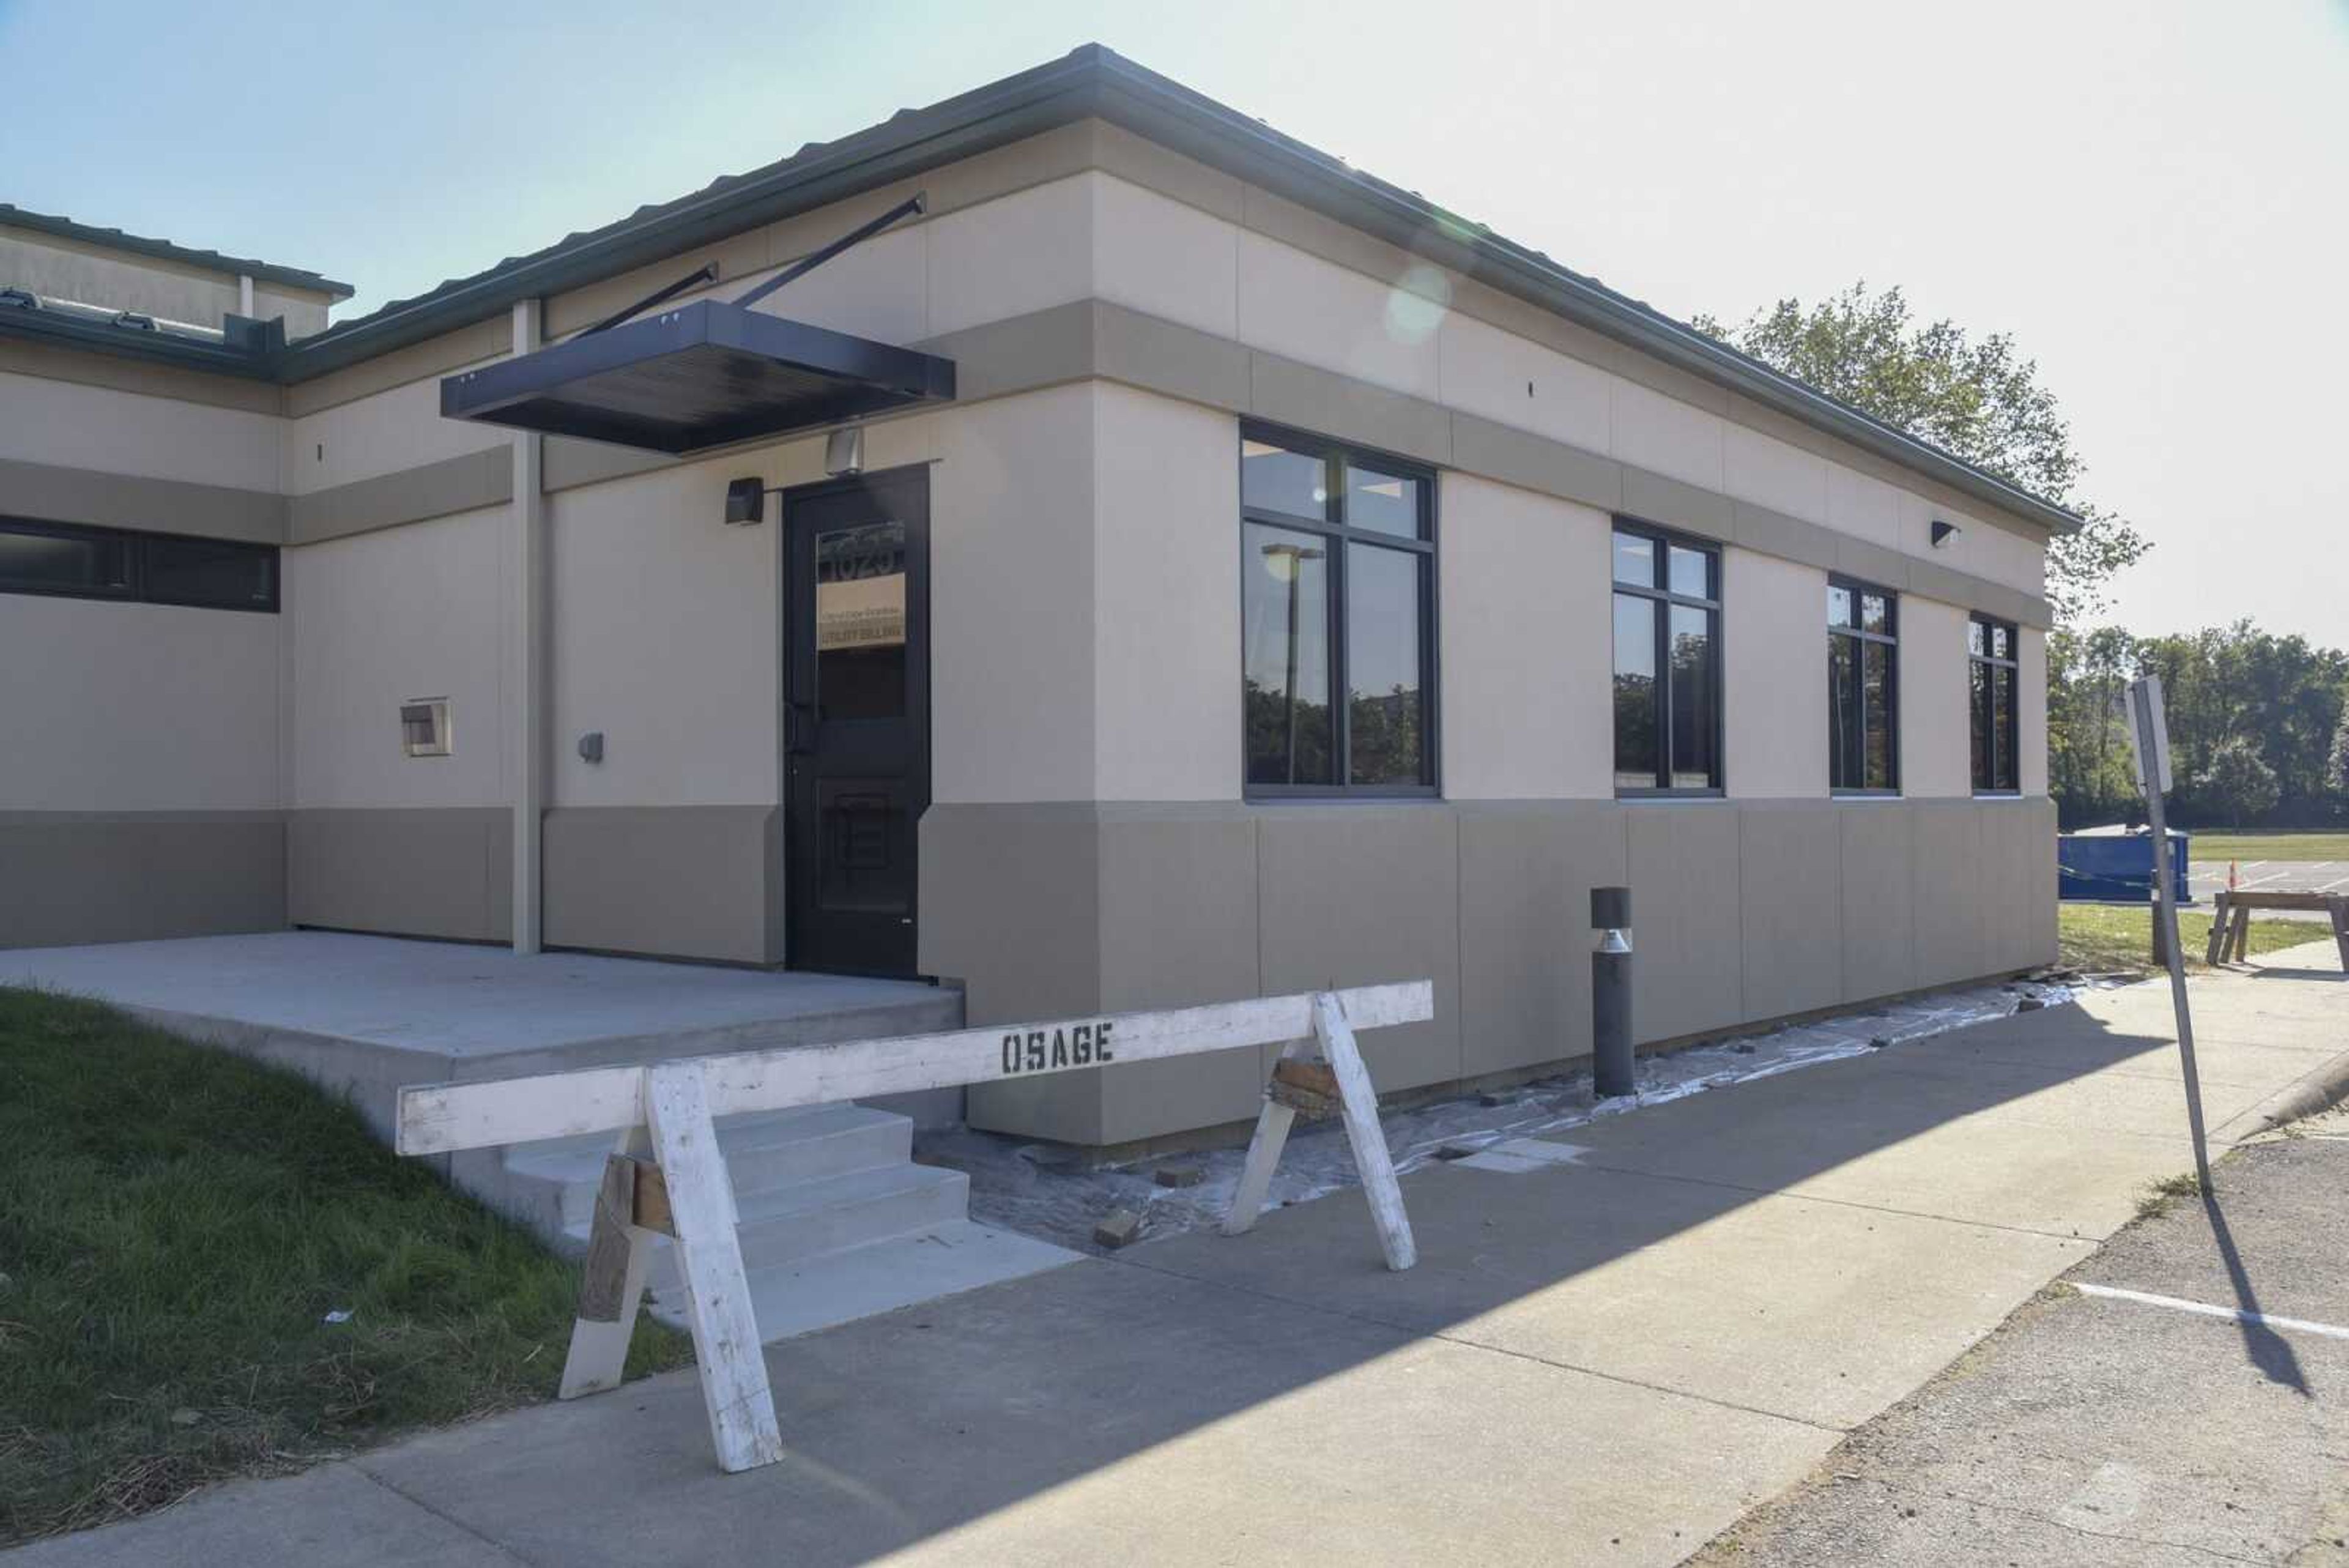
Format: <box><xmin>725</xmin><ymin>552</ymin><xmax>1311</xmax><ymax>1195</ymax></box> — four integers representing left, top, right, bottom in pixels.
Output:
<box><xmin>2058</xmin><ymin>831</ymin><xmax>2190</xmax><ymax>902</ymax></box>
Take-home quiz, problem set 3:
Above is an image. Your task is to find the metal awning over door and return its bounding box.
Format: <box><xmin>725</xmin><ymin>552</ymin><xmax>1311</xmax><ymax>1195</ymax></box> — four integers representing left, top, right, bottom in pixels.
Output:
<box><xmin>439</xmin><ymin>298</ymin><xmax>955</xmax><ymax>455</ymax></box>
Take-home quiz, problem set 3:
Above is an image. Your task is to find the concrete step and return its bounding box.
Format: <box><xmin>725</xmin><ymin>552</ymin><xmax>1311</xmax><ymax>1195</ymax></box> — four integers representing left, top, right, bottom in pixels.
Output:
<box><xmin>505</xmin><ymin>1102</ymin><xmax>913</xmax><ymax>1235</ymax></box>
<box><xmin>573</xmin><ymin>1159</ymin><xmax>974</xmax><ymax>1295</ymax></box>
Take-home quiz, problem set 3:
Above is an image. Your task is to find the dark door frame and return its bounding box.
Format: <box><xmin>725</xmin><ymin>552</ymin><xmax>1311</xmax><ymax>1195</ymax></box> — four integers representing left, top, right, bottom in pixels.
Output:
<box><xmin>779</xmin><ymin>463</ymin><xmax>932</xmax><ymax>978</ymax></box>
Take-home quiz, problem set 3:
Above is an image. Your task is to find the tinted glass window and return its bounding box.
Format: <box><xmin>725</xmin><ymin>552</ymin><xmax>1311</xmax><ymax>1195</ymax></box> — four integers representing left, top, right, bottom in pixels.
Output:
<box><xmin>1243</xmin><ymin>521</ymin><xmax>1335</xmax><ymax>786</ymax></box>
<box><xmin>812</xmin><ymin>522</ymin><xmax>907</xmax><ymax>722</ymax></box>
<box><xmin>1241</xmin><ymin>439</ymin><xmax>1328</xmax><ymax>519</ymax></box>
<box><xmin>1612</xmin><ymin>595</ymin><xmax>1658</xmax><ymax>789</ymax></box>
<box><xmin>0</xmin><ymin>524</ymin><xmax>130</xmax><ymax>594</ymax></box>
<box><xmin>1346</xmin><ymin>543</ymin><xmax>1426</xmax><ymax>784</ymax></box>
<box><xmin>1667</xmin><ymin>604</ymin><xmax>1716</xmax><ymax>788</ymax></box>
<box><xmin>1863</xmin><ymin>641</ymin><xmax>1893</xmax><ymax>787</ymax></box>
<box><xmin>1240</xmin><ymin>430</ymin><xmax>1434</xmax><ymax>794</ymax></box>
<box><xmin>1829</xmin><ymin>634</ymin><xmax>1861</xmax><ymax>789</ymax></box>
<box><xmin>1968</xmin><ymin>614</ymin><xmax>2020</xmax><ymax>792</ymax></box>
<box><xmin>1668</xmin><ymin>544</ymin><xmax>1711</xmax><ymax>600</ymax></box>
<box><xmin>1612</xmin><ymin>526</ymin><xmax>1720</xmax><ymax>792</ymax></box>
<box><xmin>144</xmin><ymin>535</ymin><xmax>277</xmax><ymax>610</ymax></box>
<box><xmin>1828</xmin><ymin>581</ymin><xmax>1898</xmax><ymax>792</ymax></box>
<box><xmin>0</xmin><ymin>518</ymin><xmax>277</xmax><ymax>613</ymax></box>
<box><xmin>1345</xmin><ymin>464</ymin><xmax>1423</xmax><ymax>539</ymax></box>
<box><xmin>1612</xmin><ymin>531</ymin><xmax>1655</xmax><ymax>588</ymax></box>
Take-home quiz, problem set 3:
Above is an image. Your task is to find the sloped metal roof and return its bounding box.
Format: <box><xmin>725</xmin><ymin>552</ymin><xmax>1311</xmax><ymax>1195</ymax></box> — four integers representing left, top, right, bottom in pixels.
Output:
<box><xmin>0</xmin><ymin>202</ymin><xmax>354</xmax><ymax>298</ymax></box>
<box><xmin>0</xmin><ymin>46</ymin><xmax>2082</xmax><ymax>533</ymax></box>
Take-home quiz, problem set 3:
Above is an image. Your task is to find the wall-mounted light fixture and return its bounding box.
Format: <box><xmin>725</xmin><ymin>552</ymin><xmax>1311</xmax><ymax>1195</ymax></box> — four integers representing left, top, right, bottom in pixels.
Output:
<box><xmin>724</xmin><ymin>477</ymin><xmax>768</xmax><ymax>526</ymax></box>
<box><xmin>825</xmin><ymin>425</ymin><xmax>865</xmax><ymax>477</ymax></box>
<box><xmin>1931</xmin><ymin>519</ymin><xmax>1961</xmax><ymax>549</ymax></box>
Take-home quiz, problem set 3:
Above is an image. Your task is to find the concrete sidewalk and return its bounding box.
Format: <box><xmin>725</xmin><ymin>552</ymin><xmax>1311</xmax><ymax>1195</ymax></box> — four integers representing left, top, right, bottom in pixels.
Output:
<box><xmin>12</xmin><ymin>946</ymin><xmax>2347</xmax><ymax>1567</ymax></box>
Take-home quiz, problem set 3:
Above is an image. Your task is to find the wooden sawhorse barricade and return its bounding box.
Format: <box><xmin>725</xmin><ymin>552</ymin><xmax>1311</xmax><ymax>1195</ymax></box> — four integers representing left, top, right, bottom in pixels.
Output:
<box><xmin>395</xmin><ymin>981</ymin><xmax>1432</xmax><ymax>1473</ymax></box>
<box><xmin>2205</xmin><ymin>890</ymin><xmax>2349</xmax><ymax>970</ymax></box>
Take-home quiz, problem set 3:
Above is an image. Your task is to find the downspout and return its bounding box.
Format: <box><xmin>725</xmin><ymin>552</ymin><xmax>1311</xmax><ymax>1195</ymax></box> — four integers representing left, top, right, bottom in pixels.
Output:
<box><xmin>511</xmin><ymin>298</ymin><xmax>547</xmax><ymax>953</ymax></box>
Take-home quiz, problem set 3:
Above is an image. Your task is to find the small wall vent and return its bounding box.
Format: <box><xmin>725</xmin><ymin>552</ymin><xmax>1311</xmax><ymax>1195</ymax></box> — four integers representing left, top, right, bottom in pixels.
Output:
<box><xmin>400</xmin><ymin>699</ymin><xmax>451</xmax><ymax>758</ymax></box>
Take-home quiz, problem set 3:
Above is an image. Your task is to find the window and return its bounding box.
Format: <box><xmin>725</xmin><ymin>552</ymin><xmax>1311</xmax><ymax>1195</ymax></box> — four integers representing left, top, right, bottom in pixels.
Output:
<box><xmin>1612</xmin><ymin>522</ymin><xmax>1720</xmax><ymax>793</ymax></box>
<box><xmin>1969</xmin><ymin>614</ymin><xmax>2019</xmax><ymax>793</ymax></box>
<box><xmin>1828</xmin><ymin>579</ymin><xmax>1898</xmax><ymax>793</ymax></box>
<box><xmin>0</xmin><ymin>516</ymin><xmax>278</xmax><ymax>612</ymax></box>
<box><xmin>1240</xmin><ymin>428</ymin><xmax>1434</xmax><ymax>793</ymax></box>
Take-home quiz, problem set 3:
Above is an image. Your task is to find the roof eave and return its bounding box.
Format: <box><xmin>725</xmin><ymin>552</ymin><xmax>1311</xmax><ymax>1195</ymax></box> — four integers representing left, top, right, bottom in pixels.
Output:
<box><xmin>0</xmin><ymin>307</ymin><xmax>277</xmax><ymax>381</ymax></box>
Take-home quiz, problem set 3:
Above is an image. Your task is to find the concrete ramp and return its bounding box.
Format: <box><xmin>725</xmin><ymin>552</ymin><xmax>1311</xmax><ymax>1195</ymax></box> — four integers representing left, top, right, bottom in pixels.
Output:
<box><xmin>0</xmin><ymin>931</ymin><xmax>1078</xmax><ymax>1341</ymax></box>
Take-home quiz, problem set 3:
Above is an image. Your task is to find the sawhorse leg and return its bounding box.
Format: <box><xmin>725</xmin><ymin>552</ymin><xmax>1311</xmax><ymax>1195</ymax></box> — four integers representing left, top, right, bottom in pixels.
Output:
<box><xmin>1220</xmin><ymin>992</ymin><xmax>1417</xmax><ymax>1271</ymax></box>
<box><xmin>556</xmin><ymin>1061</ymin><xmax>783</xmax><ymax>1474</ymax></box>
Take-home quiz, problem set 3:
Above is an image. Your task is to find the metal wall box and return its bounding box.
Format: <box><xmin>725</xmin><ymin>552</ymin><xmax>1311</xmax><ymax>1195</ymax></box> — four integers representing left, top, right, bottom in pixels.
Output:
<box><xmin>439</xmin><ymin>299</ymin><xmax>955</xmax><ymax>455</ymax></box>
<box><xmin>401</xmin><ymin>698</ymin><xmax>451</xmax><ymax>757</ymax></box>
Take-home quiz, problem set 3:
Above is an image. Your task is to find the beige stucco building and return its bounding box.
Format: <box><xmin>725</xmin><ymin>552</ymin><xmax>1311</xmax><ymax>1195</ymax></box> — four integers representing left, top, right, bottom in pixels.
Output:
<box><xmin>0</xmin><ymin>47</ymin><xmax>2061</xmax><ymax>1151</ymax></box>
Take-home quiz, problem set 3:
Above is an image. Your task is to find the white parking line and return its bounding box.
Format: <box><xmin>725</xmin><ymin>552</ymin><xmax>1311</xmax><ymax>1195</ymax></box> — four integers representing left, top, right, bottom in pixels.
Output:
<box><xmin>2073</xmin><ymin>1281</ymin><xmax>2349</xmax><ymax>1341</ymax></box>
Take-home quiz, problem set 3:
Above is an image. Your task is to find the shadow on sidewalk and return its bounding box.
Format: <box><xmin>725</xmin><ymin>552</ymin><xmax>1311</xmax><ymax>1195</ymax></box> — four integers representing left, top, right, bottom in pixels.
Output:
<box><xmin>306</xmin><ymin>992</ymin><xmax>2274</xmax><ymax>1567</ymax></box>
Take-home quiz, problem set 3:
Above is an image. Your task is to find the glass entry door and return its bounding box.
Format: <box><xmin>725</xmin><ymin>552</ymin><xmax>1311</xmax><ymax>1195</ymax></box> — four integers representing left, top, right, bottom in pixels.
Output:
<box><xmin>783</xmin><ymin>466</ymin><xmax>929</xmax><ymax>977</ymax></box>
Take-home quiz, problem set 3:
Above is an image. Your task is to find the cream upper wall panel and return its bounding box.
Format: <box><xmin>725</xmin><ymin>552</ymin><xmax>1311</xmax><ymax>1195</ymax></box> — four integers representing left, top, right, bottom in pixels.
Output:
<box><xmin>1091</xmin><ymin>384</ymin><xmax>1240</xmax><ymax>800</ymax></box>
<box><xmin>1724</xmin><ymin>548</ymin><xmax>1828</xmax><ymax>798</ymax></box>
<box><xmin>549</xmin><ymin>459</ymin><xmax>779</xmax><ymax>808</ymax></box>
<box><xmin>0</xmin><ymin>598</ymin><xmax>279</xmax><ymax>812</ymax></box>
<box><xmin>1610</xmin><ymin>377</ymin><xmax>1724</xmax><ymax>492</ymax></box>
<box><xmin>1724</xmin><ymin>422</ymin><xmax>1830</xmax><ymax>526</ymax></box>
<box><xmin>1234</xmin><ymin>229</ymin><xmax>1442</xmax><ymax>404</ymax></box>
<box><xmin>1092</xmin><ymin>174</ymin><xmax>1238</xmax><ymax>340</ymax></box>
<box><xmin>288</xmin><ymin>504</ymin><xmax>509</xmax><ymax>809</ymax></box>
<box><xmin>743</xmin><ymin>224</ymin><xmax>929</xmax><ymax>344</ymax></box>
<box><xmin>0</xmin><ymin>370</ymin><xmax>280</xmax><ymax>492</ymax></box>
<box><xmin>1901</xmin><ymin>595</ymin><xmax>1973</xmax><ymax>798</ymax></box>
<box><xmin>1436</xmin><ymin>311</ymin><xmax>1611</xmax><ymax>456</ymax></box>
<box><xmin>930</xmin><ymin>382</ymin><xmax>1099</xmax><ymax>802</ymax></box>
<box><xmin>1896</xmin><ymin>491</ymin><xmax>2044</xmax><ymax>595</ymax></box>
<box><xmin>2019</xmin><ymin>626</ymin><xmax>2049</xmax><ymax>797</ymax></box>
<box><xmin>280</xmin><ymin>361</ymin><xmax>509</xmax><ymax>496</ymax></box>
<box><xmin>927</xmin><ymin>174</ymin><xmax>1096</xmax><ymax>339</ymax></box>
<box><xmin>1439</xmin><ymin>474</ymin><xmax>1613</xmax><ymax>800</ymax></box>
<box><xmin>1825</xmin><ymin>460</ymin><xmax>1902</xmax><ymax>551</ymax></box>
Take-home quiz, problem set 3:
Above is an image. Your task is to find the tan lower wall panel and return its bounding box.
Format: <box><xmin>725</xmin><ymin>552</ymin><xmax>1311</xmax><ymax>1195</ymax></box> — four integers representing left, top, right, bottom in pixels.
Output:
<box><xmin>924</xmin><ymin>796</ymin><xmax>2053</xmax><ymax>1150</ymax></box>
<box><xmin>0</xmin><ymin>813</ymin><xmax>284</xmax><ymax>948</ymax></box>
<box><xmin>542</xmin><ymin>806</ymin><xmax>781</xmax><ymax>966</ymax></box>
<box><xmin>288</xmin><ymin>808</ymin><xmax>510</xmax><ymax>944</ymax></box>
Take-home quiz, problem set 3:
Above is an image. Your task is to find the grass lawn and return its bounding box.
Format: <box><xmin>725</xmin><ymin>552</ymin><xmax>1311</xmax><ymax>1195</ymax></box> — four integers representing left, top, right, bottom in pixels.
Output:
<box><xmin>2058</xmin><ymin>903</ymin><xmax>2322</xmax><ymax>975</ymax></box>
<box><xmin>2181</xmin><ymin>830</ymin><xmax>2349</xmax><ymax>864</ymax></box>
<box><xmin>0</xmin><ymin>988</ymin><xmax>688</xmax><ymax>1547</ymax></box>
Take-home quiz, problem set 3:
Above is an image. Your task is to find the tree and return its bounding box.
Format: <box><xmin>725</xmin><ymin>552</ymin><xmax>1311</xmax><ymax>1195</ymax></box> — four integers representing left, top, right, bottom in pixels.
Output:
<box><xmin>2198</xmin><ymin>737</ymin><xmax>2280</xmax><ymax>830</ymax></box>
<box><xmin>2136</xmin><ymin>622</ymin><xmax>2349</xmax><ymax>826</ymax></box>
<box><xmin>1692</xmin><ymin>284</ymin><xmax>2148</xmax><ymax>623</ymax></box>
<box><xmin>2047</xmin><ymin>625</ymin><xmax>2140</xmax><ymax>828</ymax></box>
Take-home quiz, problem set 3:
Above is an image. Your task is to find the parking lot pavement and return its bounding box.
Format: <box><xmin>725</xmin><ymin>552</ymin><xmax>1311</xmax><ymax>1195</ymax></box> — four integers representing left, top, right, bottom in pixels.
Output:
<box><xmin>1695</xmin><ymin>1109</ymin><xmax>2349</xmax><ymax>1567</ymax></box>
<box><xmin>2189</xmin><ymin>859</ymin><xmax>2349</xmax><ymax>905</ymax></box>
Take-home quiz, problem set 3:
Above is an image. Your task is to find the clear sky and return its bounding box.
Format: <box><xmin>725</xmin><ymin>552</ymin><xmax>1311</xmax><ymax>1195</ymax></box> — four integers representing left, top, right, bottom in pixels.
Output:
<box><xmin>5</xmin><ymin>1</ymin><xmax>2342</xmax><ymax>642</ymax></box>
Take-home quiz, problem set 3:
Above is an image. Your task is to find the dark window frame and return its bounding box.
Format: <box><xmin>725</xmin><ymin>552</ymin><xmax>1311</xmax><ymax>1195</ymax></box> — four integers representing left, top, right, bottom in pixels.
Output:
<box><xmin>1238</xmin><ymin>421</ymin><xmax>1439</xmax><ymax>800</ymax></box>
<box><xmin>1827</xmin><ymin>574</ymin><xmax>1900</xmax><ymax>797</ymax></box>
<box><xmin>1611</xmin><ymin>518</ymin><xmax>1724</xmax><ymax>798</ymax></box>
<box><xmin>1969</xmin><ymin>612</ymin><xmax>2021</xmax><ymax>795</ymax></box>
<box><xmin>0</xmin><ymin>515</ymin><xmax>279</xmax><ymax>614</ymax></box>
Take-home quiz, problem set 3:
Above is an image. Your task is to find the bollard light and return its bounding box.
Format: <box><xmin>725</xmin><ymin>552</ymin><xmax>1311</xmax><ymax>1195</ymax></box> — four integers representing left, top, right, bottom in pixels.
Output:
<box><xmin>1592</xmin><ymin>886</ymin><xmax>1635</xmax><ymax>1098</ymax></box>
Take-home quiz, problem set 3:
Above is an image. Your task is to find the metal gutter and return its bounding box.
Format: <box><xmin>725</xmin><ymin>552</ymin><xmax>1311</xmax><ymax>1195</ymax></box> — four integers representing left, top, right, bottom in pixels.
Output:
<box><xmin>0</xmin><ymin>302</ymin><xmax>278</xmax><ymax>379</ymax></box>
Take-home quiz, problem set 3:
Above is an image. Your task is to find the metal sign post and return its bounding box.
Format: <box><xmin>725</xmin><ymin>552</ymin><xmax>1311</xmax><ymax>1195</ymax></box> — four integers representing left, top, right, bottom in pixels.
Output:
<box><xmin>2128</xmin><ymin>674</ymin><xmax>2212</xmax><ymax>1192</ymax></box>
